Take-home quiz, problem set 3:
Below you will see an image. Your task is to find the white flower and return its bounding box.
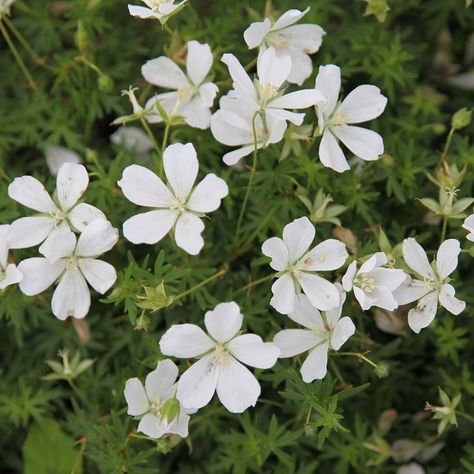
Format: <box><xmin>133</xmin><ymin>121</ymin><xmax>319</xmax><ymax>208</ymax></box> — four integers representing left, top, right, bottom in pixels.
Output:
<box><xmin>118</xmin><ymin>143</ymin><xmax>228</xmax><ymax>255</ymax></box>
<box><xmin>315</xmin><ymin>64</ymin><xmax>387</xmax><ymax>172</ymax></box>
<box><xmin>0</xmin><ymin>0</ymin><xmax>15</xmax><ymax>17</ymax></box>
<box><xmin>0</xmin><ymin>225</ymin><xmax>22</xmax><ymax>290</ymax></box>
<box><xmin>124</xmin><ymin>359</ymin><xmax>192</xmax><ymax>439</ymax></box>
<box><xmin>262</xmin><ymin>216</ymin><xmax>348</xmax><ymax>314</ymax></box>
<box><xmin>210</xmin><ymin>95</ymin><xmax>287</xmax><ymax>165</ymax></box>
<box><xmin>159</xmin><ymin>301</ymin><xmax>280</xmax><ymax>413</ymax></box>
<box><xmin>143</xmin><ymin>41</ymin><xmax>218</xmax><ymax>129</ymax></box>
<box><xmin>462</xmin><ymin>214</ymin><xmax>474</xmax><ymax>242</ymax></box>
<box><xmin>110</xmin><ymin>126</ymin><xmax>155</xmax><ymax>156</ymax></box>
<box><xmin>394</xmin><ymin>238</ymin><xmax>465</xmax><ymax>333</ymax></box>
<box><xmin>17</xmin><ymin>220</ymin><xmax>118</xmax><ymax>320</ymax></box>
<box><xmin>45</xmin><ymin>145</ymin><xmax>82</xmax><ymax>176</ymax></box>
<box><xmin>244</xmin><ymin>7</ymin><xmax>325</xmax><ymax>85</ymax></box>
<box><xmin>128</xmin><ymin>0</ymin><xmax>186</xmax><ymax>23</ymax></box>
<box><xmin>221</xmin><ymin>47</ymin><xmax>325</xmax><ymax>126</ymax></box>
<box><xmin>273</xmin><ymin>286</ymin><xmax>355</xmax><ymax>382</ymax></box>
<box><xmin>7</xmin><ymin>163</ymin><xmax>106</xmax><ymax>253</ymax></box>
<box><xmin>396</xmin><ymin>463</ymin><xmax>425</xmax><ymax>474</ymax></box>
<box><xmin>342</xmin><ymin>252</ymin><xmax>406</xmax><ymax>311</ymax></box>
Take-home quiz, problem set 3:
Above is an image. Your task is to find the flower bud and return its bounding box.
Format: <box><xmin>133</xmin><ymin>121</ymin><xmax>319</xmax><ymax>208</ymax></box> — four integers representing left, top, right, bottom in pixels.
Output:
<box><xmin>451</xmin><ymin>107</ymin><xmax>472</xmax><ymax>130</ymax></box>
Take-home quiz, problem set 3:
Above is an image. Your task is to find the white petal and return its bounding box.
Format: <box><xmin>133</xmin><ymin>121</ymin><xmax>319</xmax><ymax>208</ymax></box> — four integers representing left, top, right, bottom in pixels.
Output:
<box><xmin>266</xmin><ymin>108</ymin><xmax>305</xmax><ymax>125</ymax></box>
<box><xmin>284</xmin><ymin>50</ymin><xmax>313</xmax><ymax>86</ymax></box>
<box><xmin>39</xmin><ymin>226</ymin><xmax>75</xmax><ymax>262</ymax></box>
<box><xmin>163</xmin><ymin>143</ymin><xmax>198</xmax><ymax>201</ymax></box>
<box><xmin>7</xmin><ymin>216</ymin><xmax>55</xmax><ymax>249</ymax></box>
<box><xmin>145</xmin><ymin>359</ymin><xmax>179</xmax><ymax>400</ymax></box>
<box><xmin>204</xmin><ymin>301</ymin><xmax>243</xmax><ymax>343</ymax></box>
<box><xmin>298</xmin><ymin>273</ymin><xmax>340</xmax><ymax>311</ymax></box>
<box><xmin>45</xmin><ymin>145</ymin><xmax>81</xmax><ymax>176</ymax></box>
<box><xmin>56</xmin><ymin>163</ymin><xmax>89</xmax><ymax>211</ymax></box>
<box><xmin>75</xmin><ymin>220</ymin><xmax>118</xmax><ymax>257</ymax></box>
<box><xmin>222</xmin><ymin>145</ymin><xmax>256</xmax><ymax>166</ymax></box>
<box><xmin>336</xmin><ymin>85</ymin><xmax>387</xmax><ymax>123</ymax></box>
<box><xmin>0</xmin><ymin>264</ymin><xmax>23</xmax><ymax>290</ymax></box>
<box><xmin>79</xmin><ymin>258</ymin><xmax>116</xmax><ymax>294</ymax></box>
<box><xmin>359</xmin><ymin>252</ymin><xmax>387</xmax><ymax>273</ymax></box>
<box><xmin>199</xmin><ymin>82</ymin><xmax>219</xmax><ymax>107</ymax></box>
<box><xmin>228</xmin><ymin>334</ymin><xmax>280</xmax><ymax>368</ymax></box>
<box><xmin>370</xmin><ymin>286</ymin><xmax>399</xmax><ymax>311</ymax></box>
<box><xmin>319</xmin><ymin>130</ymin><xmax>350</xmax><ymax>173</ymax></box>
<box><xmin>299</xmin><ymin>239</ymin><xmax>348</xmax><ymax>271</ymax></box>
<box><xmin>216</xmin><ymin>356</ymin><xmax>261</xmax><ymax>413</ymax></box>
<box><xmin>145</xmin><ymin>92</ymin><xmax>178</xmax><ymax>123</ymax></box>
<box><xmin>332</xmin><ymin>125</ymin><xmax>384</xmax><ymax>161</ymax></box>
<box><xmin>167</xmin><ymin>413</ymin><xmax>191</xmax><ymax>438</ymax></box>
<box><xmin>187</xmin><ymin>174</ymin><xmax>228</xmax><ymax>213</ymax></box>
<box><xmin>370</xmin><ymin>267</ymin><xmax>406</xmax><ymax>291</ymax></box>
<box><xmin>354</xmin><ymin>285</ymin><xmax>373</xmax><ymax>310</ymax></box>
<box><xmin>261</xmin><ymin>237</ymin><xmax>289</xmax><ymax>271</ymax></box>
<box><xmin>273</xmin><ymin>7</ymin><xmax>310</xmax><ymax>29</ymax></box>
<box><xmin>186</xmin><ymin>40</ymin><xmax>213</xmax><ymax>86</ymax></box>
<box><xmin>402</xmin><ymin>238</ymin><xmax>435</xmax><ymax>279</ymax></box>
<box><xmin>407</xmin><ymin>291</ymin><xmax>438</xmax><ymax>333</ymax></box>
<box><xmin>177</xmin><ymin>354</ymin><xmax>219</xmax><ymax>410</ymax></box>
<box><xmin>325</xmin><ymin>283</ymin><xmax>346</xmax><ymax>327</ymax></box>
<box><xmin>243</xmin><ymin>18</ymin><xmax>272</xmax><ymax>48</ymax></box>
<box><xmin>397</xmin><ymin>463</ymin><xmax>425</xmax><ymax>474</ymax></box>
<box><xmin>137</xmin><ymin>413</ymin><xmax>166</xmax><ymax>439</ymax></box>
<box><xmin>0</xmin><ymin>225</ymin><xmax>8</xmax><ymax>268</ymax></box>
<box><xmin>462</xmin><ymin>214</ymin><xmax>474</xmax><ymax>242</ymax></box>
<box><xmin>288</xmin><ymin>294</ymin><xmax>324</xmax><ymax>329</ymax></box>
<box><xmin>300</xmin><ymin>342</ymin><xmax>329</xmax><ymax>382</ymax></box>
<box><xmin>276</xmin><ymin>24</ymin><xmax>325</xmax><ymax>56</ymax></box>
<box><xmin>123</xmin><ymin>210</ymin><xmax>177</xmax><ymax>245</ymax></box>
<box><xmin>174</xmin><ymin>213</ymin><xmax>205</xmax><ymax>255</ymax></box>
<box><xmin>273</xmin><ymin>329</ymin><xmax>322</xmax><ymax>357</ymax></box>
<box><xmin>141</xmin><ymin>56</ymin><xmax>188</xmax><ymax>89</ymax></box>
<box><xmin>282</xmin><ymin>216</ymin><xmax>315</xmax><ymax>262</ymax></box>
<box><xmin>270</xmin><ymin>273</ymin><xmax>296</xmax><ymax>314</ymax></box>
<box><xmin>110</xmin><ymin>126</ymin><xmax>155</xmax><ymax>154</ymax></box>
<box><xmin>180</xmin><ymin>97</ymin><xmax>213</xmax><ymax>129</ymax></box>
<box><xmin>159</xmin><ymin>324</ymin><xmax>215</xmax><ymax>358</ymax></box>
<box><xmin>393</xmin><ymin>277</ymin><xmax>431</xmax><ymax>305</ymax></box>
<box><xmin>439</xmin><ymin>284</ymin><xmax>465</xmax><ymax>315</ymax></box>
<box><xmin>271</xmin><ymin>89</ymin><xmax>325</xmax><ymax>109</ymax></box>
<box><xmin>342</xmin><ymin>261</ymin><xmax>357</xmax><ymax>291</ymax></box>
<box><xmin>315</xmin><ymin>65</ymin><xmax>341</xmax><ymax>119</ymax></box>
<box><xmin>68</xmin><ymin>203</ymin><xmax>106</xmax><ymax>232</ymax></box>
<box><xmin>331</xmin><ymin>316</ymin><xmax>355</xmax><ymax>350</ymax></box>
<box><xmin>124</xmin><ymin>378</ymin><xmax>149</xmax><ymax>416</ymax></box>
<box><xmin>51</xmin><ymin>268</ymin><xmax>91</xmax><ymax>320</ymax></box>
<box><xmin>118</xmin><ymin>164</ymin><xmax>174</xmax><ymax>208</ymax></box>
<box><xmin>8</xmin><ymin>176</ymin><xmax>57</xmax><ymax>213</ymax></box>
<box><xmin>436</xmin><ymin>239</ymin><xmax>461</xmax><ymax>279</ymax></box>
<box><xmin>221</xmin><ymin>53</ymin><xmax>256</xmax><ymax>100</ymax></box>
<box><xmin>18</xmin><ymin>257</ymin><xmax>65</xmax><ymax>295</ymax></box>
<box><xmin>211</xmin><ymin>103</ymin><xmax>253</xmax><ymax>146</ymax></box>
<box><xmin>128</xmin><ymin>5</ymin><xmax>158</xmax><ymax>19</ymax></box>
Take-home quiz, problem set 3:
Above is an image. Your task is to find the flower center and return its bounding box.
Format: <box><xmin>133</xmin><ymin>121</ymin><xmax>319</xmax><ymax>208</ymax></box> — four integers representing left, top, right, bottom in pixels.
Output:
<box><xmin>149</xmin><ymin>0</ymin><xmax>167</xmax><ymax>11</ymax></box>
<box><xmin>214</xmin><ymin>344</ymin><xmax>228</xmax><ymax>362</ymax></box>
<box><xmin>170</xmin><ymin>197</ymin><xmax>187</xmax><ymax>213</ymax></box>
<box><xmin>50</xmin><ymin>209</ymin><xmax>67</xmax><ymax>227</ymax></box>
<box><xmin>177</xmin><ymin>86</ymin><xmax>196</xmax><ymax>102</ymax></box>
<box><xmin>330</xmin><ymin>110</ymin><xmax>346</xmax><ymax>126</ymax></box>
<box><xmin>268</xmin><ymin>32</ymin><xmax>289</xmax><ymax>50</ymax></box>
<box><xmin>258</xmin><ymin>82</ymin><xmax>279</xmax><ymax>104</ymax></box>
<box><xmin>354</xmin><ymin>273</ymin><xmax>376</xmax><ymax>293</ymax></box>
<box><xmin>424</xmin><ymin>276</ymin><xmax>443</xmax><ymax>290</ymax></box>
<box><xmin>150</xmin><ymin>396</ymin><xmax>162</xmax><ymax>413</ymax></box>
<box><xmin>66</xmin><ymin>256</ymin><xmax>79</xmax><ymax>270</ymax></box>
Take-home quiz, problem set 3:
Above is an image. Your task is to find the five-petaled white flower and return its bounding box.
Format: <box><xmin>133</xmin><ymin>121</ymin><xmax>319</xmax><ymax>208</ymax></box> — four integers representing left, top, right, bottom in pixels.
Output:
<box><xmin>159</xmin><ymin>302</ymin><xmax>280</xmax><ymax>413</ymax></box>
<box><xmin>222</xmin><ymin>47</ymin><xmax>325</xmax><ymax>126</ymax></box>
<box><xmin>210</xmin><ymin>95</ymin><xmax>287</xmax><ymax>165</ymax></box>
<box><xmin>462</xmin><ymin>214</ymin><xmax>474</xmax><ymax>242</ymax></box>
<box><xmin>128</xmin><ymin>0</ymin><xmax>186</xmax><ymax>23</ymax></box>
<box><xmin>0</xmin><ymin>225</ymin><xmax>22</xmax><ymax>290</ymax></box>
<box><xmin>273</xmin><ymin>285</ymin><xmax>355</xmax><ymax>382</ymax></box>
<box><xmin>18</xmin><ymin>220</ymin><xmax>118</xmax><ymax>320</ymax></box>
<box><xmin>342</xmin><ymin>252</ymin><xmax>406</xmax><ymax>311</ymax></box>
<box><xmin>262</xmin><ymin>216</ymin><xmax>348</xmax><ymax>314</ymax></box>
<box><xmin>118</xmin><ymin>143</ymin><xmax>228</xmax><ymax>255</ymax></box>
<box><xmin>315</xmin><ymin>64</ymin><xmax>387</xmax><ymax>173</ymax></box>
<box><xmin>45</xmin><ymin>145</ymin><xmax>81</xmax><ymax>176</ymax></box>
<box><xmin>394</xmin><ymin>238</ymin><xmax>465</xmax><ymax>333</ymax></box>
<box><xmin>143</xmin><ymin>41</ymin><xmax>218</xmax><ymax>129</ymax></box>
<box><xmin>124</xmin><ymin>359</ymin><xmax>193</xmax><ymax>439</ymax></box>
<box><xmin>244</xmin><ymin>7</ymin><xmax>325</xmax><ymax>85</ymax></box>
<box><xmin>7</xmin><ymin>163</ymin><xmax>106</xmax><ymax>254</ymax></box>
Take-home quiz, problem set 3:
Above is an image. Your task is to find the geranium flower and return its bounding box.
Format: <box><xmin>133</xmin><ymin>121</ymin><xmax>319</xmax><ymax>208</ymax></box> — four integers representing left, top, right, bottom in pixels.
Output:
<box><xmin>342</xmin><ymin>252</ymin><xmax>406</xmax><ymax>310</ymax></box>
<box><xmin>394</xmin><ymin>238</ymin><xmax>465</xmax><ymax>333</ymax></box>
<box><xmin>210</xmin><ymin>95</ymin><xmax>287</xmax><ymax>165</ymax></box>
<box><xmin>0</xmin><ymin>225</ymin><xmax>22</xmax><ymax>290</ymax></box>
<box><xmin>462</xmin><ymin>214</ymin><xmax>474</xmax><ymax>241</ymax></box>
<box><xmin>45</xmin><ymin>146</ymin><xmax>81</xmax><ymax>176</ymax></box>
<box><xmin>118</xmin><ymin>143</ymin><xmax>228</xmax><ymax>255</ymax></box>
<box><xmin>17</xmin><ymin>220</ymin><xmax>118</xmax><ymax>320</ymax></box>
<box><xmin>244</xmin><ymin>7</ymin><xmax>325</xmax><ymax>85</ymax></box>
<box><xmin>124</xmin><ymin>359</ymin><xmax>193</xmax><ymax>439</ymax></box>
<box><xmin>273</xmin><ymin>285</ymin><xmax>355</xmax><ymax>382</ymax></box>
<box><xmin>262</xmin><ymin>216</ymin><xmax>348</xmax><ymax>314</ymax></box>
<box><xmin>128</xmin><ymin>0</ymin><xmax>186</xmax><ymax>23</ymax></box>
<box><xmin>159</xmin><ymin>302</ymin><xmax>280</xmax><ymax>413</ymax></box>
<box><xmin>221</xmin><ymin>47</ymin><xmax>325</xmax><ymax>126</ymax></box>
<box><xmin>7</xmin><ymin>163</ymin><xmax>106</xmax><ymax>253</ymax></box>
<box><xmin>315</xmin><ymin>64</ymin><xmax>387</xmax><ymax>172</ymax></box>
<box><xmin>143</xmin><ymin>41</ymin><xmax>218</xmax><ymax>129</ymax></box>
<box><xmin>110</xmin><ymin>126</ymin><xmax>155</xmax><ymax>157</ymax></box>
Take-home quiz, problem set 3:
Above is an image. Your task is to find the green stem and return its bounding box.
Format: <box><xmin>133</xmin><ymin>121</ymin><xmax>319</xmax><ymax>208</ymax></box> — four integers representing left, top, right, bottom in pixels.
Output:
<box><xmin>231</xmin><ymin>273</ymin><xmax>276</xmax><ymax>297</ymax></box>
<box><xmin>174</xmin><ymin>267</ymin><xmax>227</xmax><ymax>302</ymax></box>
<box><xmin>440</xmin><ymin>127</ymin><xmax>455</xmax><ymax>162</ymax></box>
<box><xmin>440</xmin><ymin>214</ymin><xmax>448</xmax><ymax>244</ymax></box>
<box><xmin>71</xmin><ymin>437</ymin><xmax>87</xmax><ymax>474</ymax></box>
<box><xmin>334</xmin><ymin>352</ymin><xmax>379</xmax><ymax>370</ymax></box>
<box><xmin>457</xmin><ymin>411</ymin><xmax>474</xmax><ymax>424</ymax></box>
<box><xmin>161</xmin><ymin>121</ymin><xmax>170</xmax><ymax>155</ymax></box>
<box><xmin>3</xmin><ymin>16</ymin><xmax>42</xmax><ymax>65</ymax></box>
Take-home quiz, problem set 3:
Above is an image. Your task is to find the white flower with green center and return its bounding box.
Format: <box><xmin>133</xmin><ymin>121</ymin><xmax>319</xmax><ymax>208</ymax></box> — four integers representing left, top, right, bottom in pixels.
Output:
<box><xmin>0</xmin><ymin>225</ymin><xmax>22</xmax><ymax>290</ymax></box>
<box><xmin>118</xmin><ymin>143</ymin><xmax>228</xmax><ymax>255</ymax></box>
<box><xmin>273</xmin><ymin>285</ymin><xmax>355</xmax><ymax>382</ymax></box>
<box><xmin>243</xmin><ymin>7</ymin><xmax>325</xmax><ymax>85</ymax></box>
<box><xmin>462</xmin><ymin>214</ymin><xmax>474</xmax><ymax>242</ymax></box>
<box><xmin>7</xmin><ymin>163</ymin><xmax>106</xmax><ymax>254</ymax></box>
<box><xmin>142</xmin><ymin>41</ymin><xmax>218</xmax><ymax>129</ymax></box>
<box><xmin>17</xmin><ymin>220</ymin><xmax>118</xmax><ymax>320</ymax></box>
<box><xmin>124</xmin><ymin>359</ymin><xmax>193</xmax><ymax>439</ymax></box>
<box><xmin>315</xmin><ymin>64</ymin><xmax>387</xmax><ymax>173</ymax></box>
<box><xmin>262</xmin><ymin>216</ymin><xmax>348</xmax><ymax>314</ymax></box>
<box><xmin>394</xmin><ymin>238</ymin><xmax>465</xmax><ymax>333</ymax></box>
<box><xmin>342</xmin><ymin>252</ymin><xmax>406</xmax><ymax>311</ymax></box>
<box><xmin>128</xmin><ymin>0</ymin><xmax>187</xmax><ymax>23</ymax></box>
<box><xmin>159</xmin><ymin>302</ymin><xmax>280</xmax><ymax>413</ymax></box>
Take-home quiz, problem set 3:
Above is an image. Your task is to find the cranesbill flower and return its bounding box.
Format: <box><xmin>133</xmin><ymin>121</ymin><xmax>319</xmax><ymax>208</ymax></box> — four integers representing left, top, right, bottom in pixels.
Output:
<box><xmin>159</xmin><ymin>302</ymin><xmax>280</xmax><ymax>413</ymax></box>
<box><xmin>315</xmin><ymin>64</ymin><xmax>387</xmax><ymax>172</ymax></box>
<box><xmin>342</xmin><ymin>252</ymin><xmax>406</xmax><ymax>311</ymax></box>
<box><xmin>394</xmin><ymin>238</ymin><xmax>465</xmax><ymax>333</ymax></box>
<box><xmin>110</xmin><ymin>126</ymin><xmax>155</xmax><ymax>156</ymax></box>
<box><xmin>124</xmin><ymin>359</ymin><xmax>192</xmax><ymax>439</ymax></box>
<box><xmin>0</xmin><ymin>225</ymin><xmax>22</xmax><ymax>290</ymax></box>
<box><xmin>462</xmin><ymin>214</ymin><xmax>474</xmax><ymax>242</ymax></box>
<box><xmin>273</xmin><ymin>285</ymin><xmax>355</xmax><ymax>382</ymax></box>
<box><xmin>7</xmin><ymin>163</ymin><xmax>105</xmax><ymax>253</ymax></box>
<box><xmin>262</xmin><ymin>216</ymin><xmax>348</xmax><ymax>314</ymax></box>
<box><xmin>18</xmin><ymin>220</ymin><xmax>118</xmax><ymax>320</ymax></box>
<box><xmin>244</xmin><ymin>7</ymin><xmax>325</xmax><ymax>85</ymax></box>
<box><xmin>45</xmin><ymin>145</ymin><xmax>81</xmax><ymax>176</ymax></box>
<box><xmin>143</xmin><ymin>41</ymin><xmax>218</xmax><ymax>129</ymax></box>
<box><xmin>128</xmin><ymin>0</ymin><xmax>186</xmax><ymax>23</ymax></box>
<box><xmin>118</xmin><ymin>143</ymin><xmax>228</xmax><ymax>255</ymax></box>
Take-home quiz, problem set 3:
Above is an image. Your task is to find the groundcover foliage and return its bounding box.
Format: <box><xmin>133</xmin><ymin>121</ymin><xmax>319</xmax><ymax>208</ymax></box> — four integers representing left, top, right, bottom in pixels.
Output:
<box><xmin>1</xmin><ymin>0</ymin><xmax>474</xmax><ymax>472</ymax></box>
